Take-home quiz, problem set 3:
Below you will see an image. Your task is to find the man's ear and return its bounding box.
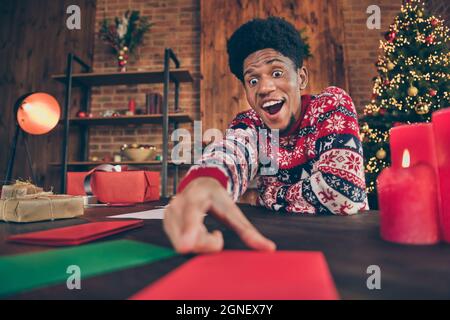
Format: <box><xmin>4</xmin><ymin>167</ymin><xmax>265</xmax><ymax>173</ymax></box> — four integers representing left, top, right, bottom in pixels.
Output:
<box><xmin>297</xmin><ymin>66</ymin><xmax>308</xmax><ymax>90</ymax></box>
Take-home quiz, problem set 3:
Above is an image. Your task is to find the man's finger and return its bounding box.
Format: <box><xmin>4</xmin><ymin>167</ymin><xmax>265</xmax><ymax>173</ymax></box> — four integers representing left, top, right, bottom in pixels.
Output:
<box><xmin>192</xmin><ymin>229</ymin><xmax>224</xmax><ymax>253</ymax></box>
<box><xmin>210</xmin><ymin>197</ymin><xmax>276</xmax><ymax>251</ymax></box>
<box><xmin>179</xmin><ymin>202</ymin><xmax>207</xmax><ymax>248</ymax></box>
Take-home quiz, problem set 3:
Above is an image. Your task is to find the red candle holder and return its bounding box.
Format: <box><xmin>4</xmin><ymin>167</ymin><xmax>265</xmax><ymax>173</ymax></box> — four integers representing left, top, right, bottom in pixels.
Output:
<box><xmin>378</xmin><ymin>150</ymin><xmax>440</xmax><ymax>245</ymax></box>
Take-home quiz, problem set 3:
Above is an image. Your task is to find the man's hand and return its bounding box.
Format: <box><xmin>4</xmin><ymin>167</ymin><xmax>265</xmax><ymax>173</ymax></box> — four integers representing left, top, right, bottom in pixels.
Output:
<box><xmin>163</xmin><ymin>177</ymin><xmax>276</xmax><ymax>254</ymax></box>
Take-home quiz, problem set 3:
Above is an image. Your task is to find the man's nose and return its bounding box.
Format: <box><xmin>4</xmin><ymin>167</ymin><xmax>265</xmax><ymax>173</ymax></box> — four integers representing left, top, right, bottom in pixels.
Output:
<box><xmin>258</xmin><ymin>76</ymin><xmax>276</xmax><ymax>97</ymax></box>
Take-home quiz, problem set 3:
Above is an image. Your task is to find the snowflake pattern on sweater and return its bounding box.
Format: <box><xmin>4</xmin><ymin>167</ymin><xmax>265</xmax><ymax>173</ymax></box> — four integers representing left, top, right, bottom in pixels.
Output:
<box><xmin>179</xmin><ymin>87</ymin><xmax>368</xmax><ymax>215</ymax></box>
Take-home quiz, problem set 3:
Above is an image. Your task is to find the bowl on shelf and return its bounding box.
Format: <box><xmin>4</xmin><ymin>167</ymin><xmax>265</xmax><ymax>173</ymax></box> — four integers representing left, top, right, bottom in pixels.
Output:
<box><xmin>121</xmin><ymin>144</ymin><xmax>157</xmax><ymax>162</ymax></box>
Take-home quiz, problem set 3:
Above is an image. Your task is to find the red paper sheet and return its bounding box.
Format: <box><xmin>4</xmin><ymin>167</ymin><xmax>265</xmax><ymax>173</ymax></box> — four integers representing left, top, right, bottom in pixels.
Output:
<box><xmin>130</xmin><ymin>250</ymin><xmax>339</xmax><ymax>300</ymax></box>
<box><xmin>8</xmin><ymin>220</ymin><xmax>144</xmax><ymax>246</ymax></box>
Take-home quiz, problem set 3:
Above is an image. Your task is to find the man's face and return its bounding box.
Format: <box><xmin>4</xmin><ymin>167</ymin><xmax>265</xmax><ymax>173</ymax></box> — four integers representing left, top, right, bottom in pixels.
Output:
<box><xmin>242</xmin><ymin>48</ymin><xmax>308</xmax><ymax>132</ymax></box>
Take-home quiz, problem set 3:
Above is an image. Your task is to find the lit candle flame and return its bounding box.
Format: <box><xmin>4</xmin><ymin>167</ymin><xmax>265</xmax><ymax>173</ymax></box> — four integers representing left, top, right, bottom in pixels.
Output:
<box><xmin>402</xmin><ymin>149</ymin><xmax>410</xmax><ymax>168</ymax></box>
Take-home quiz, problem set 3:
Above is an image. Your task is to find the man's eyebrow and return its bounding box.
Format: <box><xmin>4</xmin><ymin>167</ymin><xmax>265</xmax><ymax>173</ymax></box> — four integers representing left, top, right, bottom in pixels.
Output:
<box><xmin>243</xmin><ymin>58</ymin><xmax>285</xmax><ymax>77</ymax></box>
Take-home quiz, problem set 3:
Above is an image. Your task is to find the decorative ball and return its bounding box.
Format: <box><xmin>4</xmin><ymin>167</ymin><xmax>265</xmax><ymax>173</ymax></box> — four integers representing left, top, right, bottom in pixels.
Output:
<box><xmin>387</xmin><ymin>62</ymin><xmax>395</xmax><ymax>70</ymax></box>
<box><xmin>385</xmin><ymin>32</ymin><xmax>396</xmax><ymax>43</ymax></box>
<box><xmin>383</xmin><ymin>79</ymin><xmax>390</xmax><ymax>86</ymax></box>
<box><xmin>87</xmin><ymin>112</ymin><xmax>94</xmax><ymax>118</ymax></box>
<box><xmin>417</xmin><ymin>10</ymin><xmax>423</xmax><ymax>18</ymax></box>
<box><xmin>425</xmin><ymin>34</ymin><xmax>435</xmax><ymax>44</ymax></box>
<box><xmin>431</xmin><ymin>18</ymin><xmax>439</xmax><ymax>27</ymax></box>
<box><xmin>123</xmin><ymin>46</ymin><xmax>129</xmax><ymax>52</ymax></box>
<box><xmin>429</xmin><ymin>89</ymin><xmax>437</xmax><ymax>97</ymax></box>
<box><xmin>408</xmin><ymin>86</ymin><xmax>418</xmax><ymax>97</ymax></box>
<box><xmin>361</xmin><ymin>122</ymin><xmax>369</xmax><ymax>132</ymax></box>
<box><xmin>76</xmin><ymin>111</ymin><xmax>87</xmax><ymax>118</ymax></box>
<box><xmin>379</xmin><ymin>108</ymin><xmax>387</xmax><ymax>116</ymax></box>
<box><xmin>376</xmin><ymin>148</ymin><xmax>387</xmax><ymax>160</ymax></box>
<box><xmin>118</xmin><ymin>55</ymin><xmax>124</xmax><ymax>60</ymax></box>
<box><xmin>415</xmin><ymin>103</ymin><xmax>430</xmax><ymax>115</ymax></box>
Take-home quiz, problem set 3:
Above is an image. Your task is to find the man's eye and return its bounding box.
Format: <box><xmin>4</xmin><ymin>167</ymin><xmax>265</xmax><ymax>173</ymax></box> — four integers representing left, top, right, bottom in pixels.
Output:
<box><xmin>273</xmin><ymin>71</ymin><xmax>283</xmax><ymax>78</ymax></box>
<box><xmin>249</xmin><ymin>78</ymin><xmax>258</xmax><ymax>86</ymax></box>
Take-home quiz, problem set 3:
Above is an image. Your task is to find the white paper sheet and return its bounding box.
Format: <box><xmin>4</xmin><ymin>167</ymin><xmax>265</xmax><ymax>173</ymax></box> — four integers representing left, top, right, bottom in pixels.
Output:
<box><xmin>107</xmin><ymin>208</ymin><xmax>165</xmax><ymax>220</ymax></box>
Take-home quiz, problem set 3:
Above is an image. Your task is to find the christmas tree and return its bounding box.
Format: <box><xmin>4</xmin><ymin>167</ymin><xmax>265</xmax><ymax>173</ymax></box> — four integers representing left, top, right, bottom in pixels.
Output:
<box><xmin>361</xmin><ymin>0</ymin><xmax>450</xmax><ymax>208</ymax></box>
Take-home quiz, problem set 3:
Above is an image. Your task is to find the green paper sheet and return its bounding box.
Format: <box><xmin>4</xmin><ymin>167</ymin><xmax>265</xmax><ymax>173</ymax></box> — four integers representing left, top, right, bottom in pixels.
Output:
<box><xmin>0</xmin><ymin>240</ymin><xmax>176</xmax><ymax>298</ymax></box>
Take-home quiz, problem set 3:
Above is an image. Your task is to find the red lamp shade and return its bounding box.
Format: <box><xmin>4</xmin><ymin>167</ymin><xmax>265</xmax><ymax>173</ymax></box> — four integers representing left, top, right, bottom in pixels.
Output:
<box><xmin>17</xmin><ymin>92</ymin><xmax>60</xmax><ymax>135</ymax></box>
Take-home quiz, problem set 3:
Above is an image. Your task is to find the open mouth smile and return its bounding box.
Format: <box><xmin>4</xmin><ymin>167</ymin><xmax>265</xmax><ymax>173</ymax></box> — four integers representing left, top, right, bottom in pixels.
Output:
<box><xmin>261</xmin><ymin>99</ymin><xmax>285</xmax><ymax>115</ymax></box>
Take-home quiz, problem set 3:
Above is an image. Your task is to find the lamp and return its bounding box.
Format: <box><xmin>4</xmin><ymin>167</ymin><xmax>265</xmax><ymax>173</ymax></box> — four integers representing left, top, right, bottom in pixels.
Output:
<box><xmin>4</xmin><ymin>92</ymin><xmax>61</xmax><ymax>184</ymax></box>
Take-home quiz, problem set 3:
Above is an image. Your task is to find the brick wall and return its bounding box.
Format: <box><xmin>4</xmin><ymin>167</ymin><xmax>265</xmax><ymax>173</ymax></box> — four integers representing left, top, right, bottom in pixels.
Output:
<box><xmin>340</xmin><ymin>0</ymin><xmax>403</xmax><ymax>112</ymax></box>
<box><xmin>90</xmin><ymin>0</ymin><xmax>200</xmax><ymax>162</ymax></box>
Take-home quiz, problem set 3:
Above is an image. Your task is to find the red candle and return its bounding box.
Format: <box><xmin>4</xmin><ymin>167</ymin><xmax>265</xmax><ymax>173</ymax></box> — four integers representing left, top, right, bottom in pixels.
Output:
<box><xmin>378</xmin><ymin>150</ymin><xmax>440</xmax><ymax>244</ymax></box>
<box><xmin>390</xmin><ymin>123</ymin><xmax>439</xmax><ymax>170</ymax></box>
<box><xmin>432</xmin><ymin>108</ymin><xmax>450</xmax><ymax>243</ymax></box>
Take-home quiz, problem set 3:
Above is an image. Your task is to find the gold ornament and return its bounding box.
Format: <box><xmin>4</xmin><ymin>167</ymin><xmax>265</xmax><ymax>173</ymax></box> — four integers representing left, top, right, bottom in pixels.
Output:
<box><xmin>415</xmin><ymin>103</ymin><xmax>430</xmax><ymax>115</ymax></box>
<box><xmin>387</xmin><ymin>62</ymin><xmax>395</xmax><ymax>70</ymax></box>
<box><xmin>376</xmin><ymin>148</ymin><xmax>386</xmax><ymax>160</ymax></box>
<box><xmin>417</xmin><ymin>10</ymin><xmax>423</xmax><ymax>18</ymax></box>
<box><xmin>361</xmin><ymin>122</ymin><xmax>369</xmax><ymax>132</ymax></box>
<box><xmin>408</xmin><ymin>86</ymin><xmax>418</xmax><ymax>97</ymax></box>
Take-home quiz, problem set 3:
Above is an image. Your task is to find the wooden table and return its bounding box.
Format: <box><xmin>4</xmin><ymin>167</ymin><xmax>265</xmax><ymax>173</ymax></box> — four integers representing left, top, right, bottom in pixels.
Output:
<box><xmin>1</xmin><ymin>201</ymin><xmax>450</xmax><ymax>300</ymax></box>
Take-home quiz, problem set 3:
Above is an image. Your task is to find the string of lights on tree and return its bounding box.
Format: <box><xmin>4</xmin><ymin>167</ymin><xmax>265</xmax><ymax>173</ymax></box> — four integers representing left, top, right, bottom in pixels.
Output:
<box><xmin>360</xmin><ymin>0</ymin><xmax>449</xmax><ymax>196</ymax></box>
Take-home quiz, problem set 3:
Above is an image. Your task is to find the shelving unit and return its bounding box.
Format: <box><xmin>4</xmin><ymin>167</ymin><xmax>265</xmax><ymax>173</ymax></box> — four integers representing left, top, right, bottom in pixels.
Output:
<box><xmin>59</xmin><ymin>113</ymin><xmax>193</xmax><ymax>126</ymax></box>
<box><xmin>49</xmin><ymin>160</ymin><xmax>191</xmax><ymax>167</ymax></box>
<box><xmin>53</xmin><ymin>48</ymin><xmax>194</xmax><ymax>197</ymax></box>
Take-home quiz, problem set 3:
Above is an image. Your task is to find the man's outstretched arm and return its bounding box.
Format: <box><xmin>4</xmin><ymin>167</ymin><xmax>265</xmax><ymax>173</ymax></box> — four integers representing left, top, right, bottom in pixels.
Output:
<box><xmin>164</xmin><ymin>112</ymin><xmax>275</xmax><ymax>253</ymax></box>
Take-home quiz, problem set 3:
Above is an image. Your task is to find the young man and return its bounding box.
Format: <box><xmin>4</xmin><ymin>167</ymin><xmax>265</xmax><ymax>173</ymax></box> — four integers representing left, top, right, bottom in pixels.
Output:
<box><xmin>164</xmin><ymin>17</ymin><xmax>368</xmax><ymax>254</ymax></box>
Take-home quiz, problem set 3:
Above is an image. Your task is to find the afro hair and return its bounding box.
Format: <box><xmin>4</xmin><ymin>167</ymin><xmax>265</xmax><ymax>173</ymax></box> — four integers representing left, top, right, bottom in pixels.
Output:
<box><xmin>227</xmin><ymin>17</ymin><xmax>306</xmax><ymax>83</ymax></box>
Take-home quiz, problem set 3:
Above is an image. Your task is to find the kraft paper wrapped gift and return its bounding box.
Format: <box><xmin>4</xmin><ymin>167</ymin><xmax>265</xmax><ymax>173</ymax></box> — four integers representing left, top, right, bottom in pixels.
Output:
<box><xmin>0</xmin><ymin>182</ymin><xmax>84</xmax><ymax>223</ymax></box>
<box><xmin>0</xmin><ymin>195</ymin><xmax>84</xmax><ymax>223</ymax></box>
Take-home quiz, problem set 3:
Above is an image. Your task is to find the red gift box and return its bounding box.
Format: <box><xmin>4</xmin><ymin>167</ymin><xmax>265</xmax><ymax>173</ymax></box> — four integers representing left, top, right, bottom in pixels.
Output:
<box><xmin>67</xmin><ymin>168</ymin><xmax>160</xmax><ymax>204</ymax></box>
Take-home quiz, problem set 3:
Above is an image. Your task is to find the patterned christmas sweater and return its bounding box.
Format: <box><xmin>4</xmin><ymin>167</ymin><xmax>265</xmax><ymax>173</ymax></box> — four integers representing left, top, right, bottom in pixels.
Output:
<box><xmin>178</xmin><ymin>86</ymin><xmax>369</xmax><ymax>215</ymax></box>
